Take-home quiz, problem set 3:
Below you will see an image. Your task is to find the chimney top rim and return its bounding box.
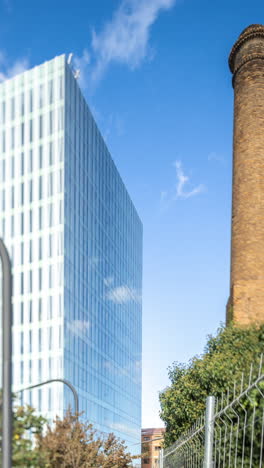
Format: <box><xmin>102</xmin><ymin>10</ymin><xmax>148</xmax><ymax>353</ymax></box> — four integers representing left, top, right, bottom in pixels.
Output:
<box><xmin>229</xmin><ymin>24</ymin><xmax>264</xmax><ymax>73</ymax></box>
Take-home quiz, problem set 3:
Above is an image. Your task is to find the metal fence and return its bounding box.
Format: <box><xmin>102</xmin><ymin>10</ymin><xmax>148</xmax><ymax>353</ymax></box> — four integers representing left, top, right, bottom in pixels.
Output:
<box><xmin>158</xmin><ymin>355</ymin><xmax>264</xmax><ymax>467</ymax></box>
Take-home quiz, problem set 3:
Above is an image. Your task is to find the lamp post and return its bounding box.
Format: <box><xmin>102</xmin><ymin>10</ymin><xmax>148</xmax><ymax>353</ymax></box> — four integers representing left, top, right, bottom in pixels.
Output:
<box><xmin>16</xmin><ymin>378</ymin><xmax>79</xmax><ymax>414</ymax></box>
<box><xmin>0</xmin><ymin>238</ymin><xmax>12</xmax><ymax>468</ymax></box>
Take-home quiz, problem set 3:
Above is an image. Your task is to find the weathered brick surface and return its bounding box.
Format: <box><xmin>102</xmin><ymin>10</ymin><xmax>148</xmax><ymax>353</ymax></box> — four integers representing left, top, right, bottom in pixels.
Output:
<box><xmin>227</xmin><ymin>25</ymin><xmax>264</xmax><ymax>325</ymax></box>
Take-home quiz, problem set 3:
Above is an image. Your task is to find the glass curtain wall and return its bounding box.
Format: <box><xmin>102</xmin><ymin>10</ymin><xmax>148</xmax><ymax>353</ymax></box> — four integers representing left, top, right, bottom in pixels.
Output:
<box><xmin>64</xmin><ymin>61</ymin><xmax>142</xmax><ymax>452</ymax></box>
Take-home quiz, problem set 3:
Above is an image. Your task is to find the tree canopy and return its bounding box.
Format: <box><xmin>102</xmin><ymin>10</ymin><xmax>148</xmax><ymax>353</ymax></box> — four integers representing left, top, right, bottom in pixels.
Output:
<box><xmin>1</xmin><ymin>403</ymin><xmax>137</xmax><ymax>467</ymax></box>
<box><xmin>36</xmin><ymin>410</ymin><xmax>136</xmax><ymax>468</ymax></box>
<box><xmin>159</xmin><ymin>324</ymin><xmax>264</xmax><ymax>447</ymax></box>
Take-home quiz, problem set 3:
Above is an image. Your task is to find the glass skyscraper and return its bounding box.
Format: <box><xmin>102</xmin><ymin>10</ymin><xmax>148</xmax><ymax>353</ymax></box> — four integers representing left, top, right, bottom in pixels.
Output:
<box><xmin>0</xmin><ymin>55</ymin><xmax>142</xmax><ymax>452</ymax></box>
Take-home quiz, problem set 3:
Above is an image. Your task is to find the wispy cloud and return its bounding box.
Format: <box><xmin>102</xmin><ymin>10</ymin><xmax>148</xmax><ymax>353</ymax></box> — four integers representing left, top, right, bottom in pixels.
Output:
<box><xmin>161</xmin><ymin>160</ymin><xmax>205</xmax><ymax>207</ymax></box>
<box><xmin>0</xmin><ymin>51</ymin><xmax>29</xmax><ymax>82</ymax></box>
<box><xmin>174</xmin><ymin>161</ymin><xmax>205</xmax><ymax>199</ymax></box>
<box><xmin>106</xmin><ymin>285</ymin><xmax>141</xmax><ymax>304</ymax></box>
<box><xmin>74</xmin><ymin>0</ymin><xmax>176</xmax><ymax>86</ymax></box>
<box><xmin>66</xmin><ymin>320</ymin><xmax>90</xmax><ymax>339</ymax></box>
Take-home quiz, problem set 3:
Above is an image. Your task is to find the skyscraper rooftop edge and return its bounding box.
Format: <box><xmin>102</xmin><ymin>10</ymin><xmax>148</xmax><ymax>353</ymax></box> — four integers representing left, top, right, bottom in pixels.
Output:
<box><xmin>0</xmin><ymin>53</ymin><xmax>143</xmax><ymax>228</ymax></box>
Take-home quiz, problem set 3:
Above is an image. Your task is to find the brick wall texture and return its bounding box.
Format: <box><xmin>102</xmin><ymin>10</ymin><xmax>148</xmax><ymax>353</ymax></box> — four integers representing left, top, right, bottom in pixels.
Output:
<box><xmin>227</xmin><ymin>25</ymin><xmax>264</xmax><ymax>325</ymax></box>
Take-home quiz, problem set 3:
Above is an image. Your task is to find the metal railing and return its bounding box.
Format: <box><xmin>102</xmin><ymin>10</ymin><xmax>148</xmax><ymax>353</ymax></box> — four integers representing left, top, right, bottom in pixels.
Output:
<box><xmin>159</xmin><ymin>355</ymin><xmax>264</xmax><ymax>467</ymax></box>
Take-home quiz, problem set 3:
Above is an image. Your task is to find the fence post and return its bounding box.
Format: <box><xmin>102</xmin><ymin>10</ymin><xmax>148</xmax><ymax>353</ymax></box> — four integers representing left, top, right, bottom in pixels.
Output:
<box><xmin>203</xmin><ymin>396</ymin><xmax>215</xmax><ymax>468</ymax></box>
<box><xmin>159</xmin><ymin>448</ymin><xmax>164</xmax><ymax>468</ymax></box>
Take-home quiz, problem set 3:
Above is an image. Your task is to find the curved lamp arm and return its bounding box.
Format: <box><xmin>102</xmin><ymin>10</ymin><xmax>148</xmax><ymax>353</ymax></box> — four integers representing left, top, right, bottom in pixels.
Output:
<box><xmin>15</xmin><ymin>378</ymin><xmax>79</xmax><ymax>414</ymax></box>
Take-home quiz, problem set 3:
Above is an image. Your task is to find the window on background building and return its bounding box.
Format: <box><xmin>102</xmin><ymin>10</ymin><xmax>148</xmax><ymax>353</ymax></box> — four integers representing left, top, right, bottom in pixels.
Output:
<box><xmin>29</xmin><ymin>270</ymin><xmax>32</xmax><ymax>293</ymax></box>
<box><xmin>38</xmin><ymin>389</ymin><xmax>41</xmax><ymax>411</ymax></box>
<box><xmin>29</xmin><ymin>300</ymin><xmax>33</xmax><ymax>322</ymax></box>
<box><xmin>39</xmin><ymin>84</ymin><xmax>44</xmax><ymax>108</ymax></box>
<box><xmin>21</xmin><ymin>122</ymin><xmax>24</xmax><ymax>146</ymax></box>
<box><xmin>38</xmin><ymin>360</ymin><xmax>42</xmax><ymax>380</ymax></box>
<box><xmin>11</xmin><ymin>186</ymin><xmax>14</xmax><ymax>209</ymax></box>
<box><xmin>39</xmin><ymin>206</ymin><xmax>43</xmax><ymax>229</ymax></box>
<box><xmin>29</xmin><ymin>239</ymin><xmax>33</xmax><ymax>262</ymax></box>
<box><xmin>20</xmin><ymin>331</ymin><xmax>24</xmax><ymax>354</ymax></box>
<box><xmin>39</xmin><ymin>115</ymin><xmax>43</xmax><ymax>139</ymax></box>
<box><xmin>38</xmin><ymin>298</ymin><xmax>42</xmax><ymax>321</ymax></box>
<box><xmin>20</xmin><ymin>302</ymin><xmax>24</xmax><ymax>324</ymax></box>
<box><xmin>1</xmin><ymin>130</ymin><xmax>5</xmax><ymax>153</ymax></box>
<box><xmin>20</xmin><ymin>361</ymin><xmax>24</xmax><ymax>383</ymax></box>
<box><xmin>38</xmin><ymin>238</ymin><xmax>42</xmax><ymax>259</ymax></box>
<box><xmin>21</xmin><ymin>182</ymin><xmax>24</xmax><ymax>204</ymax></box>
<box><xmin>38</xmin><ymin>268</ymin><xmax>42</xmax><ymax>290</ymax></box>
<box><xmin>39</xmin><ymin>175</ymin><xmax>43</xmax><ymax>199</ymax></box>
<box><xmin>29</xmin><ymin>330</ymin><xmax>32</xmax><ymax>353</ymax></box>
<box><xmin>11</xmin><ymin>156</ymin><xmax>14</xmax><ymax>177</ymax></box>
<box><xmin>29</xmin><ymin>209</ymin><xmax>33</xmax><ymax>233</ymax></box>
<box><xmin>38</xmin><ymin>329</ymin><xmax>42</xmax><ymax>352</ymax></box>
<box><xmin>48</xmin><ymin>80</ymin><xmax>53</xmax><ymax>104</ymax></box>
<box><xmin>48</xmin><ymin>296</ymin><xmax>52</xmax><ymax>320</ymax></box>
<box><xmin>11</xmin><ymin>97</ymin><xmax>15</xmax><ymax>120</ymax></box>
<box><xmin>20</xmin><ymin>272</ymin><xmax>24</xmax><ymax>294</ymax></box>
<box><xmin>49</xmin><ymin>110</ymin><xmax>53</xmax><ymax>135</ymax></box>
<box><xmin>29</xmin><ymin>180</ymin><xmax>33</xmax><ymax>203</ymax></box>
<box><xmin>29</xmin><ymin>89</ymin><xmax>33</xmax><ymax>113</ymax></box>
<box><xmin>29</xmin><ymin>119</ymin><xmax>33</xmax><ymax>142</ymax></box>
<box><xmin>29</xmin><ymin>149</ymin><xmax>33</xmax><ymax>172</ymax></box>
<box><xmin>20</xmin><ymin>92</ymin><xmax>24</xmax><ymax>116</ymax></box>
<box><xmin>39</xmin><ymin>145</ymin><xmax>43</xmax><ymax>169</ymax></box>
<box><xmin>48</xmin><ymin>388</ymin><xmax>52</xmax><ymax>411</ymax></box>
<box><xmin>49</xmin><ymin>141</ymin><xmax>53</xmax><ymax>165</ymax></box>
<box><xmin>20</xmin><ymin>243</ymin><xmax>24</xmax><ymax>264</ymax></box>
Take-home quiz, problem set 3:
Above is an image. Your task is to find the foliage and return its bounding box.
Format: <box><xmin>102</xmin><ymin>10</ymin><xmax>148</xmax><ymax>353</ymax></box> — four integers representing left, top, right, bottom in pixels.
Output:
<box><xmin>0</xmin><ymin>401</ymin><xmax>47</xmax><ymax>466</ymax></box>
<box><xmin>159</xmin><ymin>323</ymin><xmax>264</xmax><ymax>447</ymax></box>
<box><xmin>12</xmin><ymin>404</ymin><xmax>47</xmax><ymax>466</ymax></box>
<box><xmin>36</xmin><ymin>409</ymin><xmax>136</xmax><ymax>468</ymax></box>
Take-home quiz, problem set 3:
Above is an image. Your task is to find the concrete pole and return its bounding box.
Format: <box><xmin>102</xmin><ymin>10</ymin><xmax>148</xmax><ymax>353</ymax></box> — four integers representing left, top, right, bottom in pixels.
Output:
<box><xmin>0</xmin><ymin>239</ymin><xmax>12</xmax><ymax>468</ymax></box>
<box><xmin>203</xmin><ymin>396</ymin><xmax>215</xmax><ymax>468</ymax></box>
<box><xmin>159</xmin><ymin>448</ymin><xmax>164</xmax><ymax>468</ymax></box>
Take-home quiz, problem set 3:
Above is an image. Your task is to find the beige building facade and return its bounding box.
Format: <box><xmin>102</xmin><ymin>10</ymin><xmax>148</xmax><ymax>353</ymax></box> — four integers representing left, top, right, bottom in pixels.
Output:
<box><xmin>141</xmin><ymin>428</ymin><xmax>165</xmax><ymax>468</ymax></box>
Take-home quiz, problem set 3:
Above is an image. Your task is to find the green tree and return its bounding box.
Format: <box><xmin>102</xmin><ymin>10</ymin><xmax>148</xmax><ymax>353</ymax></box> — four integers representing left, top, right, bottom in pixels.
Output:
<box><xmin>159</xmin><ymin>324</ymin><xmax>264</xmax><ymax>447</ymax></box>
<box><xmin>12</xmin><ymin>404</ymin><xmax>47</xmax><ymax>466</ymax></box>
<box><xmin>36</xmin><ymin>409</ymin><xmax>136</xmax><ymax>468</ymax></box>
<box><xmin>0</xmin><ymin>400</ymin><xmax>47</xmax><ymax>466</ymax></box>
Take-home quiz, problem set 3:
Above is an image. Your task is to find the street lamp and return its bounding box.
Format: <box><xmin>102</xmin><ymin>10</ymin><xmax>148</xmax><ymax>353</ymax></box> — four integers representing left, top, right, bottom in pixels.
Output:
<box><xmin>0</xmin><ymin>238</ymin><xmax>12</xmax><ymax>468</ymax></box>
<box><xmin>15</xmin><ymin>378</ymin><xmax>79</xmax><ymax>414</ymax></box>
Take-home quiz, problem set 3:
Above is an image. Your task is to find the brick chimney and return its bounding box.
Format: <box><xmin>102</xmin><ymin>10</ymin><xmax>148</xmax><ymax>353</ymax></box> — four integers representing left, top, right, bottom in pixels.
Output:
<box><xmin>227</xmin><ymin>24</ymin><xmax>264</xmax><ymax>324</ymax></box>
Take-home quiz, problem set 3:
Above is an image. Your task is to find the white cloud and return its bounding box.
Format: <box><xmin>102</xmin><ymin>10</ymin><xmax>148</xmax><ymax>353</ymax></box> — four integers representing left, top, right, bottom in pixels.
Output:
<box><xmin>0</xmin><ymin>51</ymin><xmax>29</xmax><ymax>83</ymax></box>
<box><xmin>174</xmin><ymin>160</ymin><xmax>205</xmax><ymax>199</ymax></box>
<box><xmin>106</xmin><ymin>285</ymin><xmax>141</xmax><ymax>304</ymax></box>
<box><xmin>160</xmin><ymin>160</ymin><xmax>205</xmax><ymax>207</ymax></box>
<box><xmin>104</xmin><ymin>276</ymin><xmax>114</xmax><ymax>287</ymax></box>
<box><xmin>66</xmin><ymin>320</ymin><xmax>90</xmax><ymax>339</ymax></box>
<box><xmin>74</xmin><ymin>0</ymin><xmax>176</xmax><ymax>86</ymax></box>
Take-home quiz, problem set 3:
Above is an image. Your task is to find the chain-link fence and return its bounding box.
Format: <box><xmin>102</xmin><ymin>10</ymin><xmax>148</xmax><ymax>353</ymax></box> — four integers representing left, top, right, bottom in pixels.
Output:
<box><xmin>158</xmin><ymin>355</ymin><xmax>264</xmax><ymax>468</ymax></box>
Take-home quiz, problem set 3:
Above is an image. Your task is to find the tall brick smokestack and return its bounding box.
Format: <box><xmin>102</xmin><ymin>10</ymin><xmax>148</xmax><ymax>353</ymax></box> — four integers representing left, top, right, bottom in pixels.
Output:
<box><xmin>227</xmin><ymin>24</ymin><xmax>264</xmax><ymax>325</ymax></box>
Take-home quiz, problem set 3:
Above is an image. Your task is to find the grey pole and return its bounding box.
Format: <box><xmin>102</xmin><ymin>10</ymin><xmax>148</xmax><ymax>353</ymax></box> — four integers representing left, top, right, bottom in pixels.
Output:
<box><xmin>159</xmin><ymin>448</ymin><xmax>164</xmax><ymax>468</ymax></box>
<box><xmin>0</xmin><ymin>239</ymin><xmax>12</xmax><ymax>468</ymax></box>
<box><xmin>203</xmin><ymin>396</ymin><xmax>215</xmax><ymax>468</ymax></box>
<box><xmin>16</xmin><ymin>378</ymin><xmax>79</xmax><ymax>414</ymax></box>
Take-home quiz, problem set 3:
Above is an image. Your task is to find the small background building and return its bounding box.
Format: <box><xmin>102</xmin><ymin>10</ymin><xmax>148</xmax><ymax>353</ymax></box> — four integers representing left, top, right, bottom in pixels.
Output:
<box><xmin>141</xmin><ymin>428</ymin><xmax>165</xmax><ymax>468</ymax></box>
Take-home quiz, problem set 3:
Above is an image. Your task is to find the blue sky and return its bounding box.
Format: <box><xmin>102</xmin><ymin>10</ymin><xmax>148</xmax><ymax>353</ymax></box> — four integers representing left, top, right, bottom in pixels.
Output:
<box><xmin>1</xmin><ymin>0</ymin><xmax>264</xmax><ymax>427</ymax></box>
